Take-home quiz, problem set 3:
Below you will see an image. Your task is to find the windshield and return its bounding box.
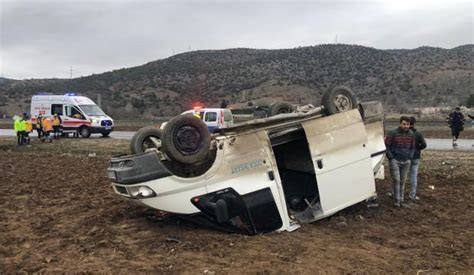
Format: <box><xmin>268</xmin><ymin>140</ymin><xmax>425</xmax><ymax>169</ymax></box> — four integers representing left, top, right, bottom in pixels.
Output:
<box><xmin>79</xmin><ymin>105</ymin><xmax>106</xmax><ymax>116</ymax></box>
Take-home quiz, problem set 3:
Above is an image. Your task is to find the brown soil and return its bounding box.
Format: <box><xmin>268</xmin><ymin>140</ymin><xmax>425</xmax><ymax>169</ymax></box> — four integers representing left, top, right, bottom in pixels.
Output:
<box><xmin>0</xmin><ymin>145</ymin><xmax>473</xmax><ymax>273</ymax></box>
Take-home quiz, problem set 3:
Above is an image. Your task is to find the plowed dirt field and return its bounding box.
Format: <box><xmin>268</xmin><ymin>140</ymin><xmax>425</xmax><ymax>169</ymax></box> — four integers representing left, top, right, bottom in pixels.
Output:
<box><xmin>0</xmin><ymin>138</ymin><xmax>472</xmax><ymax>273</ymax></box>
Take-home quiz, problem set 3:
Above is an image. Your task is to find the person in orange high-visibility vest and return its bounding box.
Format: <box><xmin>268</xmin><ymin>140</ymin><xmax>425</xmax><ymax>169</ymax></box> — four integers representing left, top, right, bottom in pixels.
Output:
<box><xmin>42</xmin><ymin>117</ymin><xmax>53</xmax><ymax>143</ymax></box>
<box><xmin>35</xmin><ymin>114</ymin><xmax>44</xmax><ymax>139</ymax></box>
<box><xmin>52</xmin><ymin>113</ymin><xmax>62</xmax><ymax>139</ymax></box>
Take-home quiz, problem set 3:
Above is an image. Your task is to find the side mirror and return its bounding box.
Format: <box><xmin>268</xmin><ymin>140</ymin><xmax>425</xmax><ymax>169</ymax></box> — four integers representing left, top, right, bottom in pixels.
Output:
<box><xmin>203</xmin><ymin>198</ymin><xmax>229</xmax><ymax>224</ymax></box>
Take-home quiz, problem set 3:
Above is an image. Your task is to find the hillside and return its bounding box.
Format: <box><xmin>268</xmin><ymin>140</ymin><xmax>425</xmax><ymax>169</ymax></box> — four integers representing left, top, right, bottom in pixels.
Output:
<box><xmin>0</xmin><ymin>44</ymin><xmax>472</xmax><ymax>118</ymax></box>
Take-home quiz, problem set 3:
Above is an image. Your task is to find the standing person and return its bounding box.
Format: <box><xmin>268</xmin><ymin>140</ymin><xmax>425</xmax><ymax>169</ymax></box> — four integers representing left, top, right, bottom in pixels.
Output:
<box><xmin>35</xmin><ymin>114</ymin><xmax>44</xmax><ymax>139</ymax></box>
<box><xmin>52</xmin><ymin>113</ymin><xmax>62</xmax><ymax>139</ymax></box>
<box><xmin>24</xmin><ymin>115</ymin><xmax>33</xmax><ymax>145</ymax></box>
<box><xmin>447</xmin><ymin>107</ymin><xmax>465</xmax><ymax>147</ymax></box>
<box><xmin>408</xmin><ymin>117</ymin><xmax>427</xmax><ymax>201</ymax></box>
<box><xmin>19</xmin><ymin>113</ymin><xmax>28</xmax><ymax>145</ymax></box>
<box><xmin>385</xmin><ymin>116</ymin><xmax>416</xmax><ymax>207</ymax></box>
<box><xmin>13</xmin><ymin>115</ymin><xmax>23</xmax><ymax>146</ymax></box>
<box><xmin>42</xmin><ymin>117</ymin><xmax>53</xmax><ymax>143</ymax></box>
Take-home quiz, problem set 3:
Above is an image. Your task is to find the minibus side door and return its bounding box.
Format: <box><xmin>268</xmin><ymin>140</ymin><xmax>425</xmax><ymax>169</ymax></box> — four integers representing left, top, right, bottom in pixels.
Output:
<box><xmin>302</xmin><ymin>109</ymin><xmax>376</xmax><ymax>216</ymax></box>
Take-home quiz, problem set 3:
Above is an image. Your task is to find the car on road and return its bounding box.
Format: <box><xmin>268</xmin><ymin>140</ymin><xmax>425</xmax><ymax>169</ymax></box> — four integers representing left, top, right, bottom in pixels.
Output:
<box><xmin>107</xmin><ymin>86</ymin><xmax>386</xmax><ymax>235</ymax></box>
<box><xmin>180</xmin><ymin>107</ymin><xmax>234</xmax><ymax>132</ymax></box>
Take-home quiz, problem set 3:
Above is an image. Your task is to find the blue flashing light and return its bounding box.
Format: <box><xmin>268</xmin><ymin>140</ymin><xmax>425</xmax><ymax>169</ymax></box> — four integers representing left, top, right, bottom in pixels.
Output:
<box><xmin>64</xmin><ymin>92</ymin><xmax>77</xmax><ymax>96</ymax></box>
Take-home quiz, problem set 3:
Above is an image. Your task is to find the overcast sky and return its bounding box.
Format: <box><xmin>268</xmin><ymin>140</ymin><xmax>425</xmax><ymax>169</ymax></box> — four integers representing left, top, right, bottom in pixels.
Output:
<box><xmin>1</xmin><ymin>0</ymin><xmax>472</xmax><ymax>80</ymax></box>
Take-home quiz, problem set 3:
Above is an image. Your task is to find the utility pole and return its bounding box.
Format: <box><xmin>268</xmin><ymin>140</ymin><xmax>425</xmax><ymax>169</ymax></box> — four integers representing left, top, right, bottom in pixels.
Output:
<box><xmin>69</xmin><ymin>66</ymin><xmax>73</xmax><ymax>78</ymax></box>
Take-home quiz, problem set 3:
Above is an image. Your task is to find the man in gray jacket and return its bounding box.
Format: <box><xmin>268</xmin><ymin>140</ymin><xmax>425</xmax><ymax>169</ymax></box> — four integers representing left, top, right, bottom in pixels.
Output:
<box><xmin>385</xmin><ymin>116</ymin><xmax>416</xmax><ymax>207</ymax></box>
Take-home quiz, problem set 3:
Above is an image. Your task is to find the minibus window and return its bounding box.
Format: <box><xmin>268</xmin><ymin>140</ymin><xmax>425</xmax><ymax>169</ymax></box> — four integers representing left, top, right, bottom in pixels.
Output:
<box><xmin>79</xmin><ymin>105</ymin><xmax>106</xmax><ymax>116</ymax></box>
<box><xmin>205</xmin><ymin>112</ymin><xmax>217</xmax><ymax>122</ymax></box>
<box><xmin>66</xmin><ymin>106</ymin><xmax>85</xmax><ymax>119</ymax></box>
<box><xmin>51</xmin><ymin>104</ymin><xmax>63</xmax><ymax>116</ymax></box>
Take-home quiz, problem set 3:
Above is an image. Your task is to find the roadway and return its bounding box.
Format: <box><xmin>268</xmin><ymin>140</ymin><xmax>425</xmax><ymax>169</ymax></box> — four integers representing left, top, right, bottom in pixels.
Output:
<box><xmin>0</xmin><ymin>129</ymin><xmax>473</xmax><ymax>151</ymax></box>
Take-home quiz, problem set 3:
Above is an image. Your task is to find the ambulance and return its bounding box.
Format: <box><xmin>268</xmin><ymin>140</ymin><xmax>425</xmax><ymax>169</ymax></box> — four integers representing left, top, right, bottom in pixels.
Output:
<box><xmin>30</xmin><ymin>93</ymin><xmax>114</xmax><ymax>137</ymax></box>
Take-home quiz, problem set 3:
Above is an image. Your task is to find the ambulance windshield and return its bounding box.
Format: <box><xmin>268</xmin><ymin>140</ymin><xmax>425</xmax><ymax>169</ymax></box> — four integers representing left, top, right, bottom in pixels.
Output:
<box><xmin>79</xmin><ymin>105</ymin><xmax>106</xmax><ymax>116</ymax></box>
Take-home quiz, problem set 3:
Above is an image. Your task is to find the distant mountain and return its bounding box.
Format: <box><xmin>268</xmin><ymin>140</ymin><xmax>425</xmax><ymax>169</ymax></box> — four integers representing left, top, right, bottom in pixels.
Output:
<box><xmin>0</xmin><ymin>44</ymin><xmax>472</xmax><ymax>118</ymax></box>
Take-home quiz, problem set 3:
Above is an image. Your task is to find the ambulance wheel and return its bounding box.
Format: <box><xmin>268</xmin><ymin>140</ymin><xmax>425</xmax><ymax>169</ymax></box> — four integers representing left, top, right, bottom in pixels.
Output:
<box><xmin>79</xmin><ymin>126</ymin><xmax>91</xmax><ymax>138</ymax></box>
<box><xmin>269</xmin><ymin>101</ymin><xmax>295</xmax><ymax>116</ymax></box>
<box><xmin>101</xmin><ymin>132</ymin><xmax>110</xmax><ymax>137</ymax></box>
<box><xmin>130</xmin><ymin>126</ymin><xmax>162</xmax><ymax>154</ymax></box>
<box><xmin>322</xmin><ymin>86</ymin><xmax>358</xmax><ymax>115</ymax></box>
<box><xmin>162</xmin><ymin>114</ymin><xmax>210</xmax><ymax>164</ymax></box>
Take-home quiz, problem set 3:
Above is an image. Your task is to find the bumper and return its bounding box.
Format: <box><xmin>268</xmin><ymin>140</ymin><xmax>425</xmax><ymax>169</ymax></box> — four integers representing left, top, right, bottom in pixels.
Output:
<box><xmin>107</xmin><ymin>151</ymin><xmax>172</xmax><ymax>185</ymax></box>
<box><xmin>91</xmin><ymin>126</ymin><xmax>114</xmax><ymax>134</ymax></box>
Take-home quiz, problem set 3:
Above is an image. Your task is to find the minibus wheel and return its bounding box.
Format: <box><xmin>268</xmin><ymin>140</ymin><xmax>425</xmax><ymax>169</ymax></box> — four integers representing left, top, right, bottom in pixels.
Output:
<box><xmin>130</xmin><ymin>126</ymin><xmax>162</xmax><ymax>154</ymax></box>
<box><xmin>162</xmin><ymin>114</ymin><xmax>211</xmax><ymax>164</ymax></box>
<box><xmin>79</xmin><ymin>126</ymin><xmax>91</xmax><ymax>138</ymax></box>
<box><xmin>269</xmin><ymin>101</ymin><xmax>295</xmax><ymax>116</ymax></box>
<box><xmin>322</xmin><ymin>86</ymin><xmax>358</xmax><ymax>115</ymax></box>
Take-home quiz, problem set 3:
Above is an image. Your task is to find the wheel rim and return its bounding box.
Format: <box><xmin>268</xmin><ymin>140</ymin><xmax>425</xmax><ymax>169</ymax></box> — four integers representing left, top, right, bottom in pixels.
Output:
<box><xmin>333</xmin><ymin>93</ymin><xmax>353</xmax><ymax>111</ymax></box>
<box><xmin>142</xmin><ymin>136</ymin><xmax>161</xmax><ymax>151</ymax></box>
<box><xmin>81</xmin><ymin>128</ymin><xmax>88</xmax><ymax>136</ymax></box>
<box><xmin>277</xmin><ymin>108</ymin><xmax>290</xmax><ymax>114</ymax></box>
<box><xmin>173</xmin><ymin>126</ymin><xmax>202</xmax><ymax>155</ymax></box>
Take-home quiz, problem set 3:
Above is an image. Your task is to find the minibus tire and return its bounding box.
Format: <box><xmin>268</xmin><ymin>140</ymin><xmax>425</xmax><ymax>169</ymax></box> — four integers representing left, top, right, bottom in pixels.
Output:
<box><xmin>269</xmin><ymin>101</ymin><xmax>295</xmax><ymax>116</ymax></box>
<box><xmin>79</xmin><ymin>126</ymin><xmax>91</xmax><ymax>138</ymax></box>
<box><xmin>130</xmin><ymin>126</ymin><xmax>162</xmax><ymax>154</ymax></box>
<box><xmin>162</xmin><ymin>114</ymin><xmax>211</xmax><ymax>164</ymax></box>
<box><xmin>322</xmin><ymin>86</ymin><xmax>358</xmax><ymax>115</ymax></box>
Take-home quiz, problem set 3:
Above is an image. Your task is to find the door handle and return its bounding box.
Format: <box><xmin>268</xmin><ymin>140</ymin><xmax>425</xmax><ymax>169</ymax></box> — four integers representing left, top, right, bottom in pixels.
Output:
<box><xmin>316</xmin><ymin>159</ymin><xmax>323</xmax><ymax>169</ymax></box>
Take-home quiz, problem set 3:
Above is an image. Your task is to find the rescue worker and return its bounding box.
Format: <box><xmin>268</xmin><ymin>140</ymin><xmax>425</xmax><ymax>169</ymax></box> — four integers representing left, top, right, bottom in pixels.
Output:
<box><xmin>36</xmin><ymin>114</ymin><xmax>44</xmax><ymax>139</ymax></box>
<box><xmin>13</xmin><ymin>115</ymin><xmax>24</xmax><ymax>146</ymax></box>
<box><xmin>52</xmin><ymin>113</ymin><xmax>62</xmax><ymax>139</ymax></box>
<box><xmin>24</xmin><ymin>115</ymin><xmax>33</xmax><ymax>145</ymax></box>
<box><xmin>20</xmin><ymin>113</ymin><xmax>28</xmax><ymax>145</ymax></box>
<box><xmin>193</xmin><ymin>107</ymin><xmax>202</xmax><ymax>119</ymax></box>
<box><xmin>42</xmin><ymin>117</ymin><xmax>53</xmax><ymax>143</ymax></box>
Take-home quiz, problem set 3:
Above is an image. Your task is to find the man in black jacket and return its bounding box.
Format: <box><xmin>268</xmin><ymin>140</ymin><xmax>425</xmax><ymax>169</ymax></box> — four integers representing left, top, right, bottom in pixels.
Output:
<box><xmin>409</xmin><ymin>117</ymin><xmax>427</xmax><ymax>201</ymax></box>
<box><xmin>447</xmin><ymin>107</ymin><xmax>465</xmax><ymax>147</ymax></box>
<box><xmin>385</xmin><ymin>116</ymin><xmax>416</xmax><ymax>207</ymax></box>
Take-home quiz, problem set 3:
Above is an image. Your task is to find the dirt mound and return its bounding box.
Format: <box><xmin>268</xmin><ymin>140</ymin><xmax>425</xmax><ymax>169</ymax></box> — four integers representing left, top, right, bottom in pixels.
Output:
<box><xmin>0</xmin><ymin>150</ymin><xmax>472</xmax><ymax>273</ymax></box>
